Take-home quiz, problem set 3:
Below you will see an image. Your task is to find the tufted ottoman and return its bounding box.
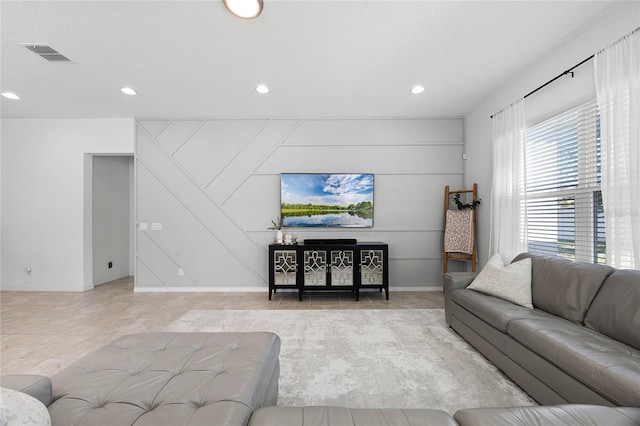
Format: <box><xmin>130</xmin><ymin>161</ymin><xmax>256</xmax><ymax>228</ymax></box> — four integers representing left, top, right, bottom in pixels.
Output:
<box><xmin>3</xmin><ymin>332</ymin><xmax>281</xmax><ymax>426</ymax></box>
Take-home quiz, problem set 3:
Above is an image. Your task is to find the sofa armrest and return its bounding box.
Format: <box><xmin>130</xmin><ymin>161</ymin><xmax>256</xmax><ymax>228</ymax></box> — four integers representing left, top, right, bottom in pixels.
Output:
<box><xmin>443</xmin><ymin>272</ymin><xmax>477</xmax><ymax>292</ymax></box>
<box><xmin>444</xmin><ymin>272</ymin><xmax>477</xmax><ymax>326</ymax></box>
<box><xmin>1</xmin><ymin>374</ymin><xmax>52</xmax><ymax>406</ymax></box>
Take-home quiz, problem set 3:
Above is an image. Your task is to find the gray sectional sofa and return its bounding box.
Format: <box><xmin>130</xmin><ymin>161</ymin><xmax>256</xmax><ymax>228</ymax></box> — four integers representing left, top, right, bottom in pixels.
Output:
<box><xmin>3</xmin><ymin>257</ymin><xmax>640</xmax><ymax>426</ymax></box>
<box><xmin>248</xmin><ymin>405</ymin><xmax>640</xmax><ymax>425</ymax></box>
<box><xmin>444</xmin><ymin>252</ymin><xmax>640</xmax><ymax>407</ymax></box>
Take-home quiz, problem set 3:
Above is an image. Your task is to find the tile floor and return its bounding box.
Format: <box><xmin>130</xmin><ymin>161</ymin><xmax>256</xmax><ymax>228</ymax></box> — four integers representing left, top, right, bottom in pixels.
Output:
<box><xmin>0</xmin><ymin>277</ymin><xmax>444</xmax><ymax>377</ymax></box>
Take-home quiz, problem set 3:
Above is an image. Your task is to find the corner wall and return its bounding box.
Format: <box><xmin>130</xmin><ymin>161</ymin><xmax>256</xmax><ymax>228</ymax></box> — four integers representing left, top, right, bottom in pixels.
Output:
<box><xmin>135</xmin><ymin>118</ymin><xmax>466</xmax><ymax>290</ymax></box>
<box><xmin>465</xmin><ymin>2</ymin><xmax>640</xmax><ymax>267</ymax></box>
<box><xmin>1</xmin><ymin>118</ymin><xmax>134</xmax><ymax>291</ymax></box>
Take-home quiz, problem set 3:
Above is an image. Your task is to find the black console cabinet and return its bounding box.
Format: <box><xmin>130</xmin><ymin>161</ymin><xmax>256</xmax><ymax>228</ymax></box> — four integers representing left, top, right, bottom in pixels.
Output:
<box><xmin>268</xmin><ymin>241</ymin><xmax>389</xmax><ymax>301</ymax></box>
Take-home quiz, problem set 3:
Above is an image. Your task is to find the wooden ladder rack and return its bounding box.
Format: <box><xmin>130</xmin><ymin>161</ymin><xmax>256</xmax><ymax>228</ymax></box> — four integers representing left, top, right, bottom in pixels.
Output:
<box><xmin>443</xmin><ymin>183</ymin><xmax>478</xmax><ymax>273</ymax></box>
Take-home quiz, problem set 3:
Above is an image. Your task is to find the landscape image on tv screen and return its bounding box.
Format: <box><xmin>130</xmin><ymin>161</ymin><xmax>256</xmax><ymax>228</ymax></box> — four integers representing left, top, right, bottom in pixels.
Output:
<box><xmin>280</xmin><ymin>173</ymin><xmax>374</xmax><ymax>227</ymax></box>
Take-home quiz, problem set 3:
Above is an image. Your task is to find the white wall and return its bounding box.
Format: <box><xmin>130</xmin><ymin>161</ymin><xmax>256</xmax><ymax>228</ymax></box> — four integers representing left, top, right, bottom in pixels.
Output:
<box><xmin>92</xmin><ymin>155</ymin><xmax>133</xmax><ymax>285</ymax></box>
<box><xmin>129</xmin><ymin>158</ymin><xmax>135</xmax><ymax>276</ymax></box>
<box><xmin>465</xmin><ymin>2</ymin><xmax>640</xmax><ymax>268</ymax></box>
<box><xmin>1</xmin><ymin>119</ymin><xmax>134</xmax><ymax>291</ymax></box>
<box><xmin>0</xmin><ymin>120</ymin><xmax>3</xmax><ymax>288</ymax></box>
<box><xmin>135</xmin><ymin>118</ymin><xmax>467</xmax><ymax>290</ymax></box>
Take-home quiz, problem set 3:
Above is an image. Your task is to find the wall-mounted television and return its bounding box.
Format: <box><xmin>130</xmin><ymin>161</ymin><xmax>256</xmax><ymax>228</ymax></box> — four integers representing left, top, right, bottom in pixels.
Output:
<box><xmin>281</xmin><ymin>173</ymin><xmax>374</xmax><ymax>228</ymax></box>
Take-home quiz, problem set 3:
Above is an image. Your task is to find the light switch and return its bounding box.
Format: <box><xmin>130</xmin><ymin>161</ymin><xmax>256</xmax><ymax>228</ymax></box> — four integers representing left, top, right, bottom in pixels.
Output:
<box><xmin>139</xmin><ymin>223</ymin><xmax>148</xmax><ymax>231</ymax></box>
<box><xmin>151</xmin><ymin>222</ymin><xmax>162</xmax><ymax>231</ymax></box>
<box><xmin>178</xmin><ymin>268</ymin><xmax>184</xmax><ymax>276</ymax></box>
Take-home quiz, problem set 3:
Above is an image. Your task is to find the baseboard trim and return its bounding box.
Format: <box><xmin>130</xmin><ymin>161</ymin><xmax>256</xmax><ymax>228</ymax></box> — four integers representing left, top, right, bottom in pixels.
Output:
<box><xmin>0</xmin><ymin>285</ymin><xmax>85</xmax><ymax>292</ymax></box>
<box><xmin>133</xmin><ymin>285</ymin><xmax>443</xmax><ymax>293</ymax></box>
<box><xmin>393</xmin><ymin>286</ymin><xmax>443</xmax><ymax>292</ymax></box>
<box><xmin>134</xmin><ymin>286</ymin><xmax>267</xmax><ymax>293</ymax></box>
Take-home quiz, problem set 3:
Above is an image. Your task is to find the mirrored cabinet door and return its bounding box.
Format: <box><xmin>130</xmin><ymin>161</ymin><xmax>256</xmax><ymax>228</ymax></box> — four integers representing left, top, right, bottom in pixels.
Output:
<box><xmin>331</xmin><ymin>250</ymin><xmax>354</xmax><ymax>286</ymax></box>
<box><xmin>303</xmin><ymin>250</ymin><xmax>327</xmax><ymax>286</ymax></box>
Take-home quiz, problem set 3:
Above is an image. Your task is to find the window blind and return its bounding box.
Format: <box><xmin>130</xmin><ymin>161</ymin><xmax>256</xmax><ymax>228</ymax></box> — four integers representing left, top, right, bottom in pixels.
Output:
<box><xmin>525</xmin><ymin>99</ymin><xmax>605</xmax><ymax>264</ymax></box>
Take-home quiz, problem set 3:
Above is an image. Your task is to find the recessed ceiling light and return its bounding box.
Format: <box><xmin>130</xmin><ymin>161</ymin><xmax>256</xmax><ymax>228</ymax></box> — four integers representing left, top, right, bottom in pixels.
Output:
<box><xmin>411</xmin><ymin>85</ymin><xmax>425</xmax><ymax>95</ymax></box>
<box><xmin>256</xmin><ymin>85</ymin><xmax>269</xmax><ymax>94</ymax></box>
<box><xmin>1</xmin><ymin>92</ymin><xmax>20</xmax><ymax>100</ymax></box>
<box><xmin>120</xmin><ymin>87</ymin><xmax>137</xmax><ymax>95</ymax></box>
<box><xmin>224</xmin><ymin>0</ymin><xmax>263</xmax><ymax>19</ymax></box>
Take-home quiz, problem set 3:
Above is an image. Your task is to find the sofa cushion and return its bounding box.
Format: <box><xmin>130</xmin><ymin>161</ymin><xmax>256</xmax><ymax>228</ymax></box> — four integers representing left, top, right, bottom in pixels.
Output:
<box><xmin>452</xmin><ymin>289</ymin><xmax>552</xmax><ymax>333</ymax></box>
<box><xmin>454</xmin><ymin>405</ymin><xmax>640</xmax><ymax>426</ymax></box>
<box><xmin>584</xmin><ymin>269</ymin><xmax>640</xmax><ymax>350</ymax></box>
<box><xmin>48</xmin><ymin>332</ymin><xmax>280</xmax><ymax>426</ymax></box>
<box><xmin>508</xmin><ymin>317</ymin><xmax>640</xmax><ymax>407</ymax></box>
<box><xmin>248</xmin><ymin>406</ymin><xmax>458</xmax><ymax>426</ymax></box>
<box><xmin>467</xmin><ymin>254</ymin><xmax>533</xmax><ymax>308</ymax></box>
<box><xmin>513</xmin><ymin>253</ymin><xmax>614</xmax><ymax>323</ymax></box>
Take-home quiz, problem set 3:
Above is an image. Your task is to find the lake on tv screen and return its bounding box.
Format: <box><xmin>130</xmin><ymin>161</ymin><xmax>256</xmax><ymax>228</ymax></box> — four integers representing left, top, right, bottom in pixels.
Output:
<box><xmin>282</xmin><ymin>211</ymin><xmax>372</xmax><ymax>227</ymax></box>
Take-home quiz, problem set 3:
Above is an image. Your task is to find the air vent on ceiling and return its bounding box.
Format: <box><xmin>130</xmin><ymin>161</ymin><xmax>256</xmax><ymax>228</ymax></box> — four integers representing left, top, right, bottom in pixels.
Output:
<box><xmin>23</xmin><ymin>44</ymin><xmax>71</xmax><ymax>62</ymax></box>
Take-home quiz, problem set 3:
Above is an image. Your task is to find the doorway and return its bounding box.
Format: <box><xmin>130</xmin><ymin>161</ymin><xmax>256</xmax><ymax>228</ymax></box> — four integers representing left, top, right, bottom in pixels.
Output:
<box><xmin>91</xmin><ymin>155</ymin><xmax>134</xmax><ymax>286</ymax></box>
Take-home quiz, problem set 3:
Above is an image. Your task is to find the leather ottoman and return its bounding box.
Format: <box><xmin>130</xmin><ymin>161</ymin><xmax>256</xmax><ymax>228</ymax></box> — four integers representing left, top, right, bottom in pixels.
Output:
<box><xmin>2</xmin><ymin>332</ymin><xmax>281</xmax><ymax>426</ymax></box>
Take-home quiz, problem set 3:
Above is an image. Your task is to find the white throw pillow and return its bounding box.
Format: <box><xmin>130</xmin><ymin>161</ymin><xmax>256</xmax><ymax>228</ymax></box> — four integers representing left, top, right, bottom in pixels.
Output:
<box><xmin>0</xmin><ymin>387</ymin><xmax>51</xmax><ymax>426</ymax></box>
<box><xmin>467</xmin><ymin>254</ymin><xmax>533</xmax><ymax>309</ymax></box>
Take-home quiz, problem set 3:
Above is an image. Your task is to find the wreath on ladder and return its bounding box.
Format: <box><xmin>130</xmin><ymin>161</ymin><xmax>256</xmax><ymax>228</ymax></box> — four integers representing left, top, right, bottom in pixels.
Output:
<box><xmin>453</xmin><ymin>192</ymin><xmax>481</xmax><ymax>210</ymax></box>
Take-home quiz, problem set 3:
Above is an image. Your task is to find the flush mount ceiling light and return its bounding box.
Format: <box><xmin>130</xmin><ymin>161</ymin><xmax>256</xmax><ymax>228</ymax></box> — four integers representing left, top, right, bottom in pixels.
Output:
<box><xmin>1</xmin><ymin>92</ymin><xmax>20</xmax><ymax>100</ymax></box>
<box><xmin>120</xmin><ymin>87</ymin><xmax>137</xmax><ymax>95</ymax></box>
<box><xmin>256</xmin><ymin>84</ymin><xmax>269</xmax><ymax>94</ymax></box>
<box><xmin>224</xmin><ymin>0</ymin><xmax>263</xmax><ymax>19</ymax></box>
<box><xmin>411</xmin><ymin>85</ymin><xmax>425</xmax><ymax>95</ymax></box>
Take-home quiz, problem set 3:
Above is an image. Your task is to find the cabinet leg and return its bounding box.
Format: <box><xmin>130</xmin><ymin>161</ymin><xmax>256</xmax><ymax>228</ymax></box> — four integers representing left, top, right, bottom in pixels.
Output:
<box><xmin>268</xmin><ymin>289</ymin><xmax>272</xmax><ymax>301</ymax></box>
<box><xmin>299</xmin><ymin>290</ymin><xmax>303</xmax><ymax>302</ymax></box>
<box><xmin>385</xmin><ymin>288</ymin><xmax>389</xmax><ymax>300</ymax></box>
<box><xmin>356</xmin><ymin>290</ymin><xmax>360</xmax><ymax>302</ymax></box>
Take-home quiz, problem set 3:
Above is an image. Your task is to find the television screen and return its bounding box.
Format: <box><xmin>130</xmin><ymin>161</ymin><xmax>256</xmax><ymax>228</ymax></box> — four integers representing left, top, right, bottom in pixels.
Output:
<box><xmin>280</xmin><ymin>173</ymin><xmax>374</xmax><ymax>227</ymax></box>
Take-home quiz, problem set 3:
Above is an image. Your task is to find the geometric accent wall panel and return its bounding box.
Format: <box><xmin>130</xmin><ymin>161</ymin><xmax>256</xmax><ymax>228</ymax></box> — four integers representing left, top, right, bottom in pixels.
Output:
<box><xmin>223</xmin><ymin>176</ymin><xmax>280</xmax><ymax>231</ymax></box>
<box><xmin>373</xmin><ymin>174</ymin><xmax>464</xmax><ymax>230</ymax></box>
<box><xmin>154</xmin><ymin>120</ymin><xmax>203</xmax><ymax>155</ymax></box>
<box><xmin>282</xmin><ymin>119</ymin><xmax>464</xmax><ymax>145</ymax></box>
<box><xmin>206</xmin><ymin>119</ymin><xmax>300</xmax><ymax>204</ymax></box>
<box><xmin>173</xmin><ymin>120</ymin><xmax>268</xmax><ymax>187</ymax></box>
<box><xmin>136</xmin><ymin>163</ymin><xmax>261</xmax><ymax>287</ymax></box>
<box><xmin>136</xmin><ymin>260</ymin><xmax>167</xmax><ymax>287</ymax></box>
<box><xmin>137</xmin><ymin>120</ymin><xmax>172</xmax><ymax>139</ymax></box>
<box><xmin>390</xmin><ymin>259</ymin><xmax>466</xmax><ymax>286</ymax></box>
<box><xmin>255</xmin><ymin>145</ymin><xmax>463</xmax><ymax>175</ymax></box>
<box><xmin>136</xmin><ymin>117</ymin><xmax>465</xmax><ymax>289</ymax></box>
<box><xmin>137</xmin><ymin>231</ymin><xmax>200</xmax><ymax>287</ymax></box>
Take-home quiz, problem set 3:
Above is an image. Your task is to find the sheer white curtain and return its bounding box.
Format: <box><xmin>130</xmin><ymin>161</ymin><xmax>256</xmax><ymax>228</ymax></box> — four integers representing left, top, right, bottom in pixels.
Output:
<box><xmin>489</xmin><ymin>98</ymin><xmax>528</xmax><ymax>262</ymax></box>
<box><xmin>595</xmin><ymin>28</ymin><xmax>640</xmax><ymax>269</ymax></box>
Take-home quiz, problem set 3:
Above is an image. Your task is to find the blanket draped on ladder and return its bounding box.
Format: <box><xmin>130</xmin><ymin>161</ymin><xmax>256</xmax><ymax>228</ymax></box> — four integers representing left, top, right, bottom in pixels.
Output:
<box><xmin>444</xmin><ymin>210</ymin><xmax>474</xmax><ymax>255</ymax></box>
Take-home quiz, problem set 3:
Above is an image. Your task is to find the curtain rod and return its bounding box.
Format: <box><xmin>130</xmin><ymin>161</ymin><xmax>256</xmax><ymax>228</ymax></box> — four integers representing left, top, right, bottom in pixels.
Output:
<box><xmin>490</xmin><ymin>54</ymin><xmax>594</xmax><ymax>119</ymax></box>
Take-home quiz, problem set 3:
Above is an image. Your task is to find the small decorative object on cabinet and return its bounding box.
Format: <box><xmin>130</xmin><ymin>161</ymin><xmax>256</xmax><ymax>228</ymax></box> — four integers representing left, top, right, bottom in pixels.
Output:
<box><xmin>268</xmin><ymin>240</ymin><xmax>389</xmax><ymax>301</ymax></box>
<box><xmin>268</xmin><ymin>217</ymin><xmax>284</xmax><ymax>244</ymax></box>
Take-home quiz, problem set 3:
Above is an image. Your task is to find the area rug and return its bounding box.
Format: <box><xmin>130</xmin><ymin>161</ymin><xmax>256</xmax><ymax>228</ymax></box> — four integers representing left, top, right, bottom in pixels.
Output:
<box><xmin>164</xmin><ymin>309</ymin><xmax>535</xmax><ymax>414</ymax></box>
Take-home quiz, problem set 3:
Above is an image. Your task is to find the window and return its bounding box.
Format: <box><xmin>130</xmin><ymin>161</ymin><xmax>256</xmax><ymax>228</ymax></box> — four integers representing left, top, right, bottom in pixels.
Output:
<box><xmin>525</xmin><ymin>99</ymin><xmax>605</xmax><ymax>264</ymax></box>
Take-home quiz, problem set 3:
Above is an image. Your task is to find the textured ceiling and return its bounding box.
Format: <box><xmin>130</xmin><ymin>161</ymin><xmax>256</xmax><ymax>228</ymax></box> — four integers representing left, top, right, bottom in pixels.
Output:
<box><xmin>0</xmin><ymin>1</ymin><xmax>615</xmax><ymax>119</ymax></box>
